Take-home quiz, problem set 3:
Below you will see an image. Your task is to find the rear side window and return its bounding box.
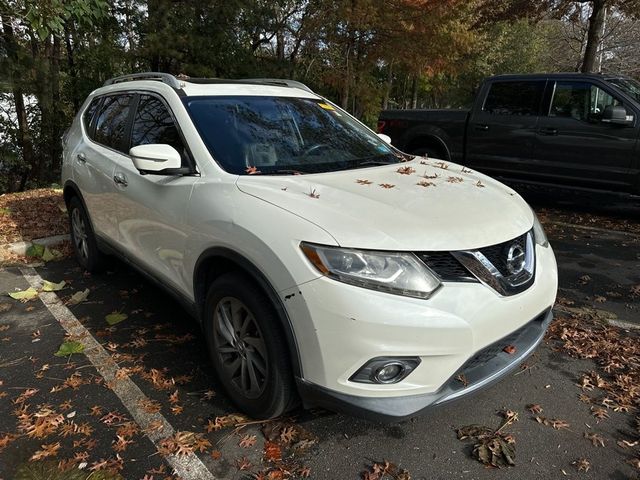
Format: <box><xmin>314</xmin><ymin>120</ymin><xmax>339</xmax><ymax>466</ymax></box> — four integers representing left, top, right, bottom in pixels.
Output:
<box><xmin>93</xmin><ymin>95</ymin><xmax>134</xmax><ymax>153</ymax></box>
<box><xmin>82</xmin><ymin>97</ymin><xmax>101</xmax><ymax>131</ymax></box>
<box><xmin>483</xmin><ymin>81</ymin><xmax>545</xmax><ymax>116</ymax></box>
<box><xmin>131</xmin><ymin>95</ymin><xmax>185</xmax><ymax>155</ymax></box>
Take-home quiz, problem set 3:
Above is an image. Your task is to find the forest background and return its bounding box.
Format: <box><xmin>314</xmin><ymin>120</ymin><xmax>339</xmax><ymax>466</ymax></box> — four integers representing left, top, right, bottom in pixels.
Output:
<box><xmin>1</xmin><ymin>0</ymin><xmax>638</xmax><ymax>192</ymax></box>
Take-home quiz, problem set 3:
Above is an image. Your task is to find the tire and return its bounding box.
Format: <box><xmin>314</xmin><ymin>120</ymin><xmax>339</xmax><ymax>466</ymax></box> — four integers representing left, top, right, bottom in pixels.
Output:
<box><xmin>67</xmin><ymin>196</ymin><xmax>106</xmax><ymax>272</ymax></box>
<box><xmin>204</xmin><ymin>272</ymin><xmax>295</xmax><ymax>419</ymax></box>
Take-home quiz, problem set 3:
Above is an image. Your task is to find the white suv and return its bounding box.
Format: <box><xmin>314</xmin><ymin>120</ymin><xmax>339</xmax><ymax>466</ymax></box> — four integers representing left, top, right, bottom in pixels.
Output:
<box><xmin>62</xmin><ymin>73</ymin><xmax>557</xmax><ymax>421</ymax></box>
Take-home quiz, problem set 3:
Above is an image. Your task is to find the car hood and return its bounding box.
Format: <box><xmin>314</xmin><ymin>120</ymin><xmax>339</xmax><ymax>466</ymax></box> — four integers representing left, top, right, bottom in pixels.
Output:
<box><xmin>235</xmin><ymin>158</ymin><xmax>534</xmax><ymax>251</ymax></box>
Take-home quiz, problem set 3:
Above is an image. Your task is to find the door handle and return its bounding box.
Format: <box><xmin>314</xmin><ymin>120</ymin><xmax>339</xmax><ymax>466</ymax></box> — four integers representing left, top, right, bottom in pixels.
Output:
<box><xmin>538</xmin><ymin>127</ymin><xmax>558</xmax><ymax>136</ymax></box>
<box><xmin>76</xmin><ymin>152</ymin><xmax>86</xmax><ymax>163</ymax></box>
<box><xmin>474</xmin><ymin>124</ymin><xmax>490</xmax><ymax>131</ymax></box>
<box><xmin>113</xmin><ymin>173</ymin><xmax>128</xmax><ymax>187</ymax></box>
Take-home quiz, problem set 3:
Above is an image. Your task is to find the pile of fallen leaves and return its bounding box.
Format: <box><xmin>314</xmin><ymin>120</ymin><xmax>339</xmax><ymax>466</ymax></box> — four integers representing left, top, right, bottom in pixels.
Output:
<box><xmin>547</xmin><ymin>304</ymin><xmax>640</xmax><ymax>471</ymax></box>
<box><xmin>0</xmin><ymin>188</ymin><xmax>67</xmax><ymax>244</ymax></box>
<box><xmin>360</xmin><ymin>460</ymin><xmax>410</xmax><ymax>480</ymax></box>
<box><xmin>456</xmin><ymin>410</ymin><xmax>519</xmax><ymax>468</ymax></box>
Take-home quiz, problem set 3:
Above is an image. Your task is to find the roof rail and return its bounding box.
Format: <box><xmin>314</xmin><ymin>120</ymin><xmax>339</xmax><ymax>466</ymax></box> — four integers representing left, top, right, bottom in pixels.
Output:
<box><xmin>102</xmin><ymin>72</ymin><xmax>314</xmax><ymax>93</ymax></box>
<box><xmin>103</xmin><ymin>72</ymin><xmax>183</xmax><ymax>89</ymax></box>
<box><xmin>240</xmin><ymin>78</ymin><xmax>314</xmax><ymax>93</ymax></box>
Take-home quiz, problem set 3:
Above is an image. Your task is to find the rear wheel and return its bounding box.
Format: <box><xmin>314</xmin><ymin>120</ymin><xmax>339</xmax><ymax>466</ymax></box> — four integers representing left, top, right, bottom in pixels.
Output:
<box><xmin>204</xmin><ymin>272</ymin><xmax>295</xmax><ymax>418</ymax></box>
<box><xmin>68</xmin><ymin>196</ymin><xmax>106</xmax><ymax>272</ymax></box>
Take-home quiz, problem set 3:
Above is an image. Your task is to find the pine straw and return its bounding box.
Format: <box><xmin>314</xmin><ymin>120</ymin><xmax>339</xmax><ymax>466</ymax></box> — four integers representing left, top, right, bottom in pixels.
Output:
<box><xmin>0</xmin><ymin>188</ymin><xmax>67</xmax><ymax>244</ymax></box>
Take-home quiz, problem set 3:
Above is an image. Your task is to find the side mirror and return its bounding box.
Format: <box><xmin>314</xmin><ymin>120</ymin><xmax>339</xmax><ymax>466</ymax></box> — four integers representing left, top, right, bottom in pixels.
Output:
<box><xmin>129</xmin><ymin>144</ymin><xmax>189</xmax><ymax>175</ymax></box>
<box><xmin>377</xmin><ymin>133</ymin><xmax>392</xmax><ymax>144</ymax></box>
<box><xmin>602</xmin><ymin>105</ymin><xmax>634</xmax><ymax>126</ymax></box>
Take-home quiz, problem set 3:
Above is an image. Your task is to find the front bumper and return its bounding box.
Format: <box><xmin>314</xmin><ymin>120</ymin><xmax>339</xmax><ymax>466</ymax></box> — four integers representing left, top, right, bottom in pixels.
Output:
<box><xmin>297</xmin><ymin>308</ymin><xmax>552</xmax><ymax>421</ymax></box>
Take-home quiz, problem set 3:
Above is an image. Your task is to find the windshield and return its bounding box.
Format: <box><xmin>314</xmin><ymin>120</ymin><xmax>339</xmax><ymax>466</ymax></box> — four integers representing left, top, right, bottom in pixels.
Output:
<box><xmin>608</xmin><ymin>77</ymin><xmax>640</xmax><ymax>103</ymax></box>
<box><xmin>184</xmin><ymin>96</ymin><xmax>404</xmax><ymax>175</ymax></box>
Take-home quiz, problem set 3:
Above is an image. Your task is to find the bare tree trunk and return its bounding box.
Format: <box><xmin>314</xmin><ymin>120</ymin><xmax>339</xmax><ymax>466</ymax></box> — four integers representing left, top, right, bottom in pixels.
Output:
<box><xmin>382</xmin><ymin>61</ymin><xmax>393</xmax><ymax>110</ymax></box>
<box><xmin>411</xmin><ymin>74</ymin><xmax>419</xmax><ymax>109</ymax></box>
<box><xmin>50</xmin><ymin>34</ymin><xmax>64</xmax><ymax>178</ymax></box>
<box><xmin>1</xmin><ymin>15</ymin><xmax>36</xmax><ymax>191</ymax></box>
<box><xmin>581</xmin><ymin>0</ymin><xmax>607</xmax><ymax>73</ymax></box>
<box><xmin>64</xmin><ymin>23</ymin><xmax>80</xmax><ymax>112</ymax></box>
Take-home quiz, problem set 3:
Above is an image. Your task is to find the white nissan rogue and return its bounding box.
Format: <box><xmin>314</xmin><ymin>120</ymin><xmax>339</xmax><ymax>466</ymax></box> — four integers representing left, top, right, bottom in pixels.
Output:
<box><xmin>62</xmin><ymin>73</ymin><xmax>558</xmax><ymax>421</ymax></box>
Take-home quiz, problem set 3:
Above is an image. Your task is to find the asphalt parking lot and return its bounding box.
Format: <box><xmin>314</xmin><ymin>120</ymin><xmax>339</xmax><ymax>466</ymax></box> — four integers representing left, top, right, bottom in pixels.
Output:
<box><xmin>0</xmin><ymin>186</ymin><xmax>639</xmax><ymax>480</ymax></box>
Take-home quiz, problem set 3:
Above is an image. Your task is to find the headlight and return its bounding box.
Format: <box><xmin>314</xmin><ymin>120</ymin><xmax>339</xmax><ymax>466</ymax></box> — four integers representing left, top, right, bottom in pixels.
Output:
<box><xmin>532</xmin><ymin>211</ymin><xmax>549</xmax><ymax>247</ymax></box>
<box><xmin>300</xmin><ymin>242</ymin><xmax>441</xmax><ymax>299</ymax></box>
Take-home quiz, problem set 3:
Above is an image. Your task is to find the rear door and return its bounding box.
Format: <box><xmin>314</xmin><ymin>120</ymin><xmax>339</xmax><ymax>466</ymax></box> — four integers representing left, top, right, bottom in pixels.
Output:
<box><xmin>111</xmin><ymin>93</ymin><xmax>197</xmax><ymax>295</ymax></box>
<box><xmin>534</xmin><ymin>80</ymin><xmax>638</xmax><ymax>191</ymax></box>
<box><xmin>466</xmin><ymin>80</ymin><xmax>546</xmax><ymax>178</ymax></box>
<box><xmin>74</xmin><ymin>94</ymin><xmax>135</xmax><ymax>242</ymax></box>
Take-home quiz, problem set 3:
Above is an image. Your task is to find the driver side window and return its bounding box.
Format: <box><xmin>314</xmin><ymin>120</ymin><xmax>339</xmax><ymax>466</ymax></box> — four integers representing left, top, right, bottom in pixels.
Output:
<box><xmin>130</xmin><ymin>95</ymin><xmax>188</xmax><ymax>166</ymax></box>
<box><xmin>549</xmin><ymin>81</ymin><xmax>622</xmax><ymax>122</ymax></box>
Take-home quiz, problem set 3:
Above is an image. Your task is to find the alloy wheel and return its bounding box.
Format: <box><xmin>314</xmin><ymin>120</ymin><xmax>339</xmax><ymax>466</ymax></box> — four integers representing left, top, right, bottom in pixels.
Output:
<box><xmin>71</xmin><ymin>208</ymin><xmax>89</xmax><ymax>260</ymax></box>
<box><xmin>213</xmin><ymin>297</ymin><xmax>268</xmax><ymax>399</ymax></box>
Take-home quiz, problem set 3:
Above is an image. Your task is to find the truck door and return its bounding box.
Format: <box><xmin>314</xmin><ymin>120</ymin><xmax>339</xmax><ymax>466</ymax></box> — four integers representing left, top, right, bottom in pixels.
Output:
<box><xmin>534</xmin><ymin>80</ymin><xmax>637</xmax><ymax>192</ymax></box>
<box><xmin>466</xmin><ymin>80</ymin><xmax>546</xmax><ymax>179</ymax></box>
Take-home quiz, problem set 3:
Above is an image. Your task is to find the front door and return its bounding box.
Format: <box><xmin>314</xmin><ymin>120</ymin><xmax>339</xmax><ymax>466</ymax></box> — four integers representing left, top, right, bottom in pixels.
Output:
<box><xmin>534</xmin><ymin>80</ymin><xmax>638</xmax><ymax>191</ymax></box>
<box><xmin>112</xmin><ymin>93</ymin><xmax>197</xmax><ymax>296</ymax></box>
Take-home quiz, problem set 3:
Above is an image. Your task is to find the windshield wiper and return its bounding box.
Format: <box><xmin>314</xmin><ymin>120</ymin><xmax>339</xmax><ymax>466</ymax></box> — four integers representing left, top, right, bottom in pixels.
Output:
<box><xmin>355</xmin><ymin>155</ymin><xmax>399</xmax><ymax>167</ymax></box>
<box><xmin>259</xmin><ymin>169</ymin><xmax>307</xmax><ymax>175</ymax></box>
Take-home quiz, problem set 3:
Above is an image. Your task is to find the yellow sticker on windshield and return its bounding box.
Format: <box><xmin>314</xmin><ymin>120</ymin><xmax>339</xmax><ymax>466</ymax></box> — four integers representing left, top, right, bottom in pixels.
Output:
<box><xmin>317</xmin><ymin>102</ymin><xmax>335</xmax><ymax>111</ymax></box>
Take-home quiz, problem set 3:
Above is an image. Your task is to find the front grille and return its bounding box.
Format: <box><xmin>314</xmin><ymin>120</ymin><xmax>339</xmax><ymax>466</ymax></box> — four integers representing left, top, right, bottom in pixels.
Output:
<box><xmin>415</xmin><ymin>252</ymin><xmax>473</xmax><ymax>281</ymax></box>
<box><xmin>478</xmin><ymin>232</ymin><xmax>528</xmax><ymax>277</ymax></box>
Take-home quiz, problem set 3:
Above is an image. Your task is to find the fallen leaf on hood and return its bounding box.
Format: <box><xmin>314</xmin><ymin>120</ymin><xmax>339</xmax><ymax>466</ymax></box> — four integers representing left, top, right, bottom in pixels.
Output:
<box><xmin>416</xmin><ymin>181</ymin><xmax>435</xmax><ymax>188</ymax></box>
<box><xmin>446</xmin><ymin>176</ymin><xmax>463</xmax><ymax>184</ymax></box>
<box><xmin>379</xmin><ymin>183</ymin><xmax>395</xmax><ymax>189</ymax></box>
<box><xmin>245</xmin><ymin>166</ymin><xmax>260</xmax><ymax>175</ymax></box>
<box><xmin>396</xmin><ymin>166</ymin><xmax>415</xmax><ymax>175</ymax></box>
<box><xmin>307</xmin><ymin>188</ymin><xmax>320</xmax><ymax>199</ymax></box>
<box><xmin>356</xmin><ymin>179</ymin><xmax>373</xmax><ymax>185</ymax></box>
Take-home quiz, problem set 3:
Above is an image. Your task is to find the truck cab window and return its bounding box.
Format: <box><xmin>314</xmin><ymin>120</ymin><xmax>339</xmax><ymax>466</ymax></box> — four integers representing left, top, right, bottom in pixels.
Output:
<box><xmin>549</xmin><ymin>82</ymin><xmax>622</xmax><ymax>122</ymax></box>
<box><xmin>482</xmin><ymin>81</ymin><xmax>544</xmax><ymax>116</ymax></box>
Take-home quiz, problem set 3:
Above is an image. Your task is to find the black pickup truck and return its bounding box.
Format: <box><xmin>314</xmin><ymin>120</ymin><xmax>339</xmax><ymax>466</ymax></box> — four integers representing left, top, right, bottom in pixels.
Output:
<box><xmin>378</xmin><ymin>73</ymin><xmax>640</xmax><ymax>195</ymax></box>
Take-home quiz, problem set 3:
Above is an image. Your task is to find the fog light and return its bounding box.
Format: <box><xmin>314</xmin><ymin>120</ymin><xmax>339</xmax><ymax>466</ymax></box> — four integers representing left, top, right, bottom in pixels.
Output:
<box><xmin>349</xmin><ymin>357</ymin><xmax>421</xmax><ymax>384</ymax></box>
<box><xmin>373</xmin><ymin>362</ymin><xmax>405</xmax><ymax>384</ymax></box>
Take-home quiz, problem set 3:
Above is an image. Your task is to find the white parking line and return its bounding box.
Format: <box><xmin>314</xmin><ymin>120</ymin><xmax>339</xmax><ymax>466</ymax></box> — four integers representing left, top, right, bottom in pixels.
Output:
<box><xmin>20</xmin><ymin>267</ymin><xmax>217</xmax><ymax>480</ymax></box>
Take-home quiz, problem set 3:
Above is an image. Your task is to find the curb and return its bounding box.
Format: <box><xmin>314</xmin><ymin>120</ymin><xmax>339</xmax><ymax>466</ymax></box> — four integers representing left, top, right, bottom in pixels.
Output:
<box><xmin>4</xmin><ymin>234</ymin><xmax>70</xmax><ymax>256</ymax></box>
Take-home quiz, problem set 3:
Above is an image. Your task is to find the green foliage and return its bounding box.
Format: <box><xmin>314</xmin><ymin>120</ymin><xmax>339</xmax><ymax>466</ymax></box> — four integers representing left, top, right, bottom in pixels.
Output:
<box><xmin>1</xmin><ymin>0</ymin><xmax>637</xmax><ymax>193</ymax></box>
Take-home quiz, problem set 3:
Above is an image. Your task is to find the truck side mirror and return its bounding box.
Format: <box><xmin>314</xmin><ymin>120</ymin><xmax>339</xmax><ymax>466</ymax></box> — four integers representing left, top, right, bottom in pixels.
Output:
<box><xmin>602</xmin><ymin>105</ymin><xmax>634</xmax><ymax>126</ymax></box>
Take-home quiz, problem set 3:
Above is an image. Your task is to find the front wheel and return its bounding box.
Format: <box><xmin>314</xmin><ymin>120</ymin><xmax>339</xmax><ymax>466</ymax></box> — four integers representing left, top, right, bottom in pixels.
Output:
<box><xmin>204</xmin><ymin>272</ymin><xmax>295</xmax><ymax>418</ymax></box>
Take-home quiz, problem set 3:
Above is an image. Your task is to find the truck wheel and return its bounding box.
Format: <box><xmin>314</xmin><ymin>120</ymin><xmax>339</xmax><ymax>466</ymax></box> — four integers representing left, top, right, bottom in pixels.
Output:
<box><xmin>204</xmin><ymin>272</ymin><xmax>295</xmax><ymax>419</ymax></box>
<box><xmin>68</xmin><ymin>196</ymin><xmax>106</xmax><ymax>273</ymax></box>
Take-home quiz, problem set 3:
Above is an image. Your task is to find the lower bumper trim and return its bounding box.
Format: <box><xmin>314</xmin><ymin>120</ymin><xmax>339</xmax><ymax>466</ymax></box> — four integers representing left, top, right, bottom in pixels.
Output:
<box><xmin>296</xmin><ymin>308</ymin><xmax>553</xmax><ymax>422</ymax></box>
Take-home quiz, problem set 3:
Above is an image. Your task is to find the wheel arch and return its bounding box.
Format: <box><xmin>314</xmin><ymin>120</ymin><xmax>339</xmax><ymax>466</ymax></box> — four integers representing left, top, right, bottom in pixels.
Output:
<box><xmin>193</xmin><ymin>247</ymin><xmax>303</xmax><ymax>378</ymax></box>
<box><xmin>399</xmin><ymin>126</ymin><xmax>452</xmax><ymax>160</ymax></box>
<box><xmin>63</xmin><ymin>180</ymin><xmax>96</xmax><ymax>232</ymax></box>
